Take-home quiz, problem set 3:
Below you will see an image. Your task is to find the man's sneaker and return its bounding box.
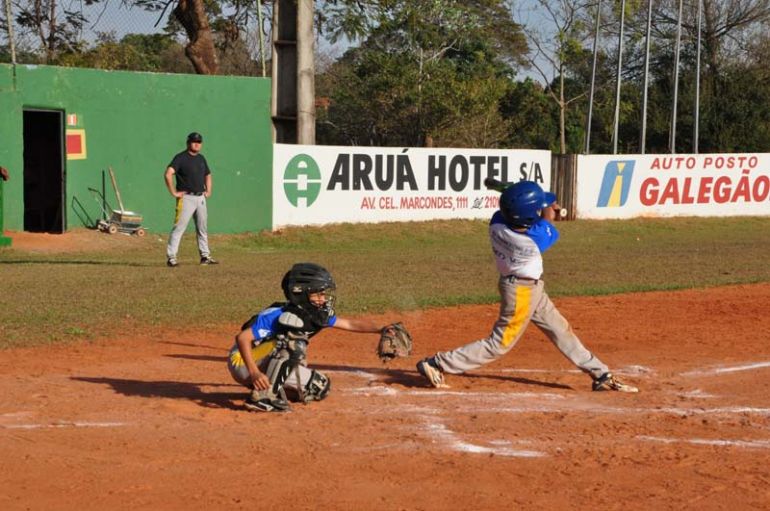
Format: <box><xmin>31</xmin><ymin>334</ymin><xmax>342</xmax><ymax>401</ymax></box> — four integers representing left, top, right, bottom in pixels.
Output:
<box><xmin>592</xmin><ymin>372</ymin><xmax>639</xmax><ymax>393</ymax></box>
<box><xmin>200</xmin><ymin>256</ymin><xmax>219</xmax><ymax>265</ymax></box>
<box><xmin>417</xmin><ymin>356</ymin><xmax>448</xmax><ymax>388</ymax></box>
<box><xmin>244</xmin><ymin>395</ymin><xmax>290</xmax><ymax>412</ymax></box>
<box><xmin>167</xmin><ymin>258</ymin><xmax>178</xmax><ymax>268</ymax></box>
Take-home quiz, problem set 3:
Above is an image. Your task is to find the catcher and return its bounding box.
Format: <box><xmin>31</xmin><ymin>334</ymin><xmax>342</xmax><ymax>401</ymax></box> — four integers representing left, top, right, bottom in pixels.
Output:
<box><xmin>417</xmin><ymin>181</ymin><xmax>638</xmax><ymax>393</ymax></box>
<box><xmin>227</xmin><ymin>262</ymin><xmax>412</xmax><ymax>412</ymax></box>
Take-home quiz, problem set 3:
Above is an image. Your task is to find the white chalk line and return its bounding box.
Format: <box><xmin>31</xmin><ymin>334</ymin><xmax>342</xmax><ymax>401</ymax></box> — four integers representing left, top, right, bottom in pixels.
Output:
<box><xmin>637</xmin><ymin>435</ymin><xmax>770</xmax><ymax>449</ymax></box>
<box><xmin>681</xmin><ymin>361</ymin><xmax>770</xmax><ymax>377</ymax></box>
<box><xmin>453</xmin><ymin>404</ymin><xmax>770</xmax><ymax>417</ymax></box>
<box><xmin>347</xmin><ymin>386</ymin><xmax>400</xmax><ymax>397</ymax></box>
<box><xmin>677</xmin><ymin>389</ymin><xmax>719</xmax><ymax>399</ymax></box>
<box><xmin>345</xmin><ymin>386</ymin><xmax>565</xmax><ymax>400</ymax></box>
<box><xmin>1</xmin><ymin>421</ymin><xmax>128</xmax><ymax>430</ymax></box>
<box><xmin>0</xmin><ymin>411</ymin><xmax>33</xmax><ymax>418</ymax></box>
<box><xmin>335</xmin><ymin>363</ymin><xmax>770</xmax><ymax>455</ymax></box>
<box><xmin>422</xmin><ymin>420</ymin><xmax>546</xmax><ymax>458</ymax></box>
<box><xmin>346</xmin><ymin>385</ymin><xmax>770</xmax><ymax>417</ymax></box>
<box><xmin>477</xmin><ymin>364</ymin><xmax>654</xmax><ymax>376</ymax></box>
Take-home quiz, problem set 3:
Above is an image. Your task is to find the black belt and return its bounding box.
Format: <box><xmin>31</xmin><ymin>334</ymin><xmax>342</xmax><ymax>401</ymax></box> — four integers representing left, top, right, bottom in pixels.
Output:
<box><xmin>183</xmin><ymin>191</ymin><xmax>204</xmax><ymax>196</ymax></box>
<box><xmin>505</xmin><ymin>275</ymin><xmax>539</xmax><ymax>284</ymax></box>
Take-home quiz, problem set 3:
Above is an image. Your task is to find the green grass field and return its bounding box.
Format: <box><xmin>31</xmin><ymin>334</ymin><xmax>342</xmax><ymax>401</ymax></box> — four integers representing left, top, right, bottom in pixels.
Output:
<box><xmin>1</xmin><ymin>216</ymin><xmax>769</xmax><ymax>348</ymax></box>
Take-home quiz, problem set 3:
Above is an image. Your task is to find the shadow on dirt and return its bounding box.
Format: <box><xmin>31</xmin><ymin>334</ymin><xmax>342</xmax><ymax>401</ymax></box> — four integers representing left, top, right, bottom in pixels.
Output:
<box><xmin>309</xmin><ymin>363</ymin><xmax>573</xmax><ymax>390</ymax></box>
<box><xmin>461</xmin><ymin>373</ymin><xmax>574</xmax><ymax>390</ymax></box>
<box><xmin>164</xmin><ymin>354</ymin><xmax>226</xmax><ymax>363</ymax></box>
<box><xmin>160</xmin><ymin>340</ymin><xmax>226</xmax><ymax>351</ymax></box>
<box><xmin>71</xmin><ymin>376</ymin><xmax>244</xmax><ymax>410</ymax></box>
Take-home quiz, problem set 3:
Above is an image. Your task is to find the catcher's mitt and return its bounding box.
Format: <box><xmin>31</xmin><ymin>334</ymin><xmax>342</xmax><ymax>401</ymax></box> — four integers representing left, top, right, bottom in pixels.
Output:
<box><xmin>377</xmin><ymin>322</ymin><xmax>413</xmax><ymax>362</ymax></box>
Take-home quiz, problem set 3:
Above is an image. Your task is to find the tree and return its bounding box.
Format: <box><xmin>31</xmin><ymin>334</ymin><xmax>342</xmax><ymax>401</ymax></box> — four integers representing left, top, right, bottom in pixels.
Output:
<box><xmin>316</xmin><ymin>0</ymin><xmax>527</xmax><ymax>147</ymax></box>
<box><xmin>516</xmin><ymin>0</ymin><xmax>599</xmax><ymax>153</ymax></box>
<box><xmin>8</xmin><ymin>0</ymin><xmax>89</xmax><ymax>62</ymax></box>
<box><xmin>53</xmin><ymin>33</ymin><xmax>194</xmax><ymax>72</ymax></box>
<box><xmin>620</xmin><ymin>0</ymin><xmax>770</xmax><ymax>152</ymax></box>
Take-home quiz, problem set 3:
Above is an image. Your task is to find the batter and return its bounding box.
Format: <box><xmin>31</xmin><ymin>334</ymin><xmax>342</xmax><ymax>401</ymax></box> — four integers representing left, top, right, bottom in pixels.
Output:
<box><xmin>417</xmin><ymin>180</ymin><xmax>639</xmax><ymax>393</ymax></box>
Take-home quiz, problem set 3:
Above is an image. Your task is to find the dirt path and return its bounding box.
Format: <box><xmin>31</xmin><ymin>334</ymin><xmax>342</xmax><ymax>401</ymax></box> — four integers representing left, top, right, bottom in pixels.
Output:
<box><xmin>1</xmin><ymin>284</ymin><xmax>769</xmax><ymax>510</ymax></box>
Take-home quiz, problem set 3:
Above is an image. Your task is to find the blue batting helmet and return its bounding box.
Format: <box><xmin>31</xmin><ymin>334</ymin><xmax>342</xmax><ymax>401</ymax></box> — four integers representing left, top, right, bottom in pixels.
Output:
<box><xmin>499</xmin><ymin>181</ymin><xmax>557</xmax><ymax>227</ymax></box>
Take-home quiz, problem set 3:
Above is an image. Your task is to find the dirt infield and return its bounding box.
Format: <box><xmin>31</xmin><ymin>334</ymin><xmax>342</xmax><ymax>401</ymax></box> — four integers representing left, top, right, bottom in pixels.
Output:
<box><xmin>1</xmin><ymin>284</ymin><xmax>769</xmax><ymax>510</ymax></box>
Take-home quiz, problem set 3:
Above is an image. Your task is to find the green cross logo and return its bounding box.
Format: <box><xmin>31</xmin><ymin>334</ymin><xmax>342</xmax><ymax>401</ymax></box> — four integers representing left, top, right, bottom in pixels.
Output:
<box><xmin>283</xmin><ymin>154</ymin><xmax>322</xmax><ymax>207</ymax></box>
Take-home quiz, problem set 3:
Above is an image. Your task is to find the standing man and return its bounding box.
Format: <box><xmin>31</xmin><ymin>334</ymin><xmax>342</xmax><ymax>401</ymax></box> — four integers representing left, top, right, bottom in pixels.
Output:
<box><xmin>164</xmin><ymin>132</ymin><xmax>218</xmax><ymax>267</ymax></box>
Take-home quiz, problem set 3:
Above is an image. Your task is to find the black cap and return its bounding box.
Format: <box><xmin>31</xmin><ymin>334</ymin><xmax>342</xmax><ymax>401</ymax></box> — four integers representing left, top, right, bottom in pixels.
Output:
<box><xmin>187</xmin><ymin>132</ymin><xmax>203</xmax><ymax>143</ymax></box>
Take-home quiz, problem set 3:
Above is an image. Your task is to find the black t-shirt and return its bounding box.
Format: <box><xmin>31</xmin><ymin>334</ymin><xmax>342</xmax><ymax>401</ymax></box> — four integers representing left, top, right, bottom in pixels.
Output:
<box><xmin>168</xmin><ymin>151</ymin><xmax>211</xmax><ymax>193</ymax></box>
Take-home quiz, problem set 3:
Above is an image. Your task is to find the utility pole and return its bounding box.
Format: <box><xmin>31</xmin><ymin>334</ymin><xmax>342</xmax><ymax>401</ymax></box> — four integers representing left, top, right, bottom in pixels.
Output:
<box><xmin>585</xmin><ymin>0</ymin><xmax>601</xmax><ymax>154</ymax></box>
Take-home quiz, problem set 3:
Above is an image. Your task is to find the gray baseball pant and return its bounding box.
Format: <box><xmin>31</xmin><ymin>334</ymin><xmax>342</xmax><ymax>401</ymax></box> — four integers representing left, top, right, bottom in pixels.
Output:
<box><xmin>434</xmin><ymin>276</ymin><xmax>609</xmax><ymax>380</ymax></box>
<box><xmin>227</xmin><ymin>343</ymin><xmax>313</xmax><ymax>390</ymax></box>
<box><xmin>166</xmin><ymin>194</ymin><xmax>211</xmax><ymax>259</ymax></box>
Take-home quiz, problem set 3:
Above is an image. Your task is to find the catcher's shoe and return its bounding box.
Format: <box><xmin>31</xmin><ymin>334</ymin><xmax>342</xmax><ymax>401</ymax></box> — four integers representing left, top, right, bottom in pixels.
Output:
<box><xmin>244</xmin><ymin>395</ymin><xmax>290</xmax><ymax>412</ymax></box>
<box><xmin>592</xmin><ymin>372</ymin><xmax>638</xmax><ymax>393</ymax></box>
<box><xmin>417</xmin><ymin>357</ymin><xmax>448</xmax><ymax>388</ymax></box>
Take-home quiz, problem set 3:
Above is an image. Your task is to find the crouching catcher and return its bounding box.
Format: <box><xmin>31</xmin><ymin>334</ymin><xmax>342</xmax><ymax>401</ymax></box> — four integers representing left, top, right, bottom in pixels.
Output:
<box><xmin>227</xmin><ymin>262</ymin><xmax>409</xmax><ymax>412</ymax></box>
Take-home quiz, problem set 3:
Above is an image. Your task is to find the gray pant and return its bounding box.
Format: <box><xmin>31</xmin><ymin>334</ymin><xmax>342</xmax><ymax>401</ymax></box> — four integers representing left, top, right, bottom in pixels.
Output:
<box><xmin>435</xmin><ymin>276</ymin><xmax>609</xmax><ymax>380</ymax></box>
<box><xmin>166</xmin><ymin>194</ymin><xmax>210</xmax><ymax>259</ymax></box>
<box><xmin>227</xmin><ymin>342</ymin><xmax>313</xmax><ymax>391</ymax></box>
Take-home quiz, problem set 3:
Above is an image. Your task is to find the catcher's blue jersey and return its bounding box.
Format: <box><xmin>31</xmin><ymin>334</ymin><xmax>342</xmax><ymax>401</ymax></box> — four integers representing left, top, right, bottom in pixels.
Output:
<box><xmin>249</xmin><ymin>305</ymin><xmax>337</xmax><ymax>346</ymax></box>
<box><xmin>489</xmin><ymin>211</ymin><xmax>559</xmax><ymax>280</ymax></box>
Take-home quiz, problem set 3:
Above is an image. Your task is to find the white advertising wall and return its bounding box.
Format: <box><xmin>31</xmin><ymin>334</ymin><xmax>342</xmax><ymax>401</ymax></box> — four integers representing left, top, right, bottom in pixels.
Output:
<box><xmin>273</xmin><ymin>144</ymin><xmax>552</xmax><ymax>227</ymax></box>
<box><xmin>576</xmin><ymin>154</ymin><xmax>770</xmax><ymax>219</ymax></box>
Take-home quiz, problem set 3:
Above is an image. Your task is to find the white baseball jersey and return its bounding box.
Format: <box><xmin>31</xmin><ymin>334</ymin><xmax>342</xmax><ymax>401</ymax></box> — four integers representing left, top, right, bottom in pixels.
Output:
<box><xmin>488</xmin><ymin>211</ymin><xmax>559</xmax><ymax>280</ymax></box>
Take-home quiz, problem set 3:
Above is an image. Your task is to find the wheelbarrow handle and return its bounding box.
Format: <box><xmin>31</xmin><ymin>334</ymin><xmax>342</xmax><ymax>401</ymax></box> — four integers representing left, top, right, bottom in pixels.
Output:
<box><xmin>108</xmin><ymin>167</ymin><xmax>126</xmax><ymax>213</ymax></box>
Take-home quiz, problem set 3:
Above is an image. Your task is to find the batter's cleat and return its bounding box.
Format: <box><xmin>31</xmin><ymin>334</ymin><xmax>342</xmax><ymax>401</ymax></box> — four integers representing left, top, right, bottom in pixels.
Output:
<box><xmin>167</xmin><ymin>258</ymin><xmax>178</xmax><ymax>268</ymax></box>
<box><xmin>200</xmin><ymin>256</ymin><xmax>219</xmax><ymax>265</ymax></box>
<box><xmin>244</xmin><ymin>395</ymin><xmax>290</xmax><ymax>412</ymax></box>
<box><xmin>417</xmin><ymin>356</ymin><xmax>448</xmax><ymax>388</ymax></box>
<box><xmin>592</xmin><ymin>372</ymin><xmax>639</xmax><ymax>393</ymax></box>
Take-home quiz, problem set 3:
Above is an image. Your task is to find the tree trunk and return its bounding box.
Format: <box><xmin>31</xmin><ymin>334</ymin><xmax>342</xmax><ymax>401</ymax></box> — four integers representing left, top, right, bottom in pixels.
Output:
<box><xmin>173</xmin><ymin>0</ymin><xmax>219</xmax><ymax>75</ymax></box>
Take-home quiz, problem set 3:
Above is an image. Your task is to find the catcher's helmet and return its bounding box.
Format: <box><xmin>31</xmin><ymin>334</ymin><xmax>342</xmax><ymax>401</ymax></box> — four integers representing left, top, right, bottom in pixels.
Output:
<box><xmin>499</xmin><ymin>181</ymin><xmax>557</xmax><ymax>227</ymax></box>
<box><xmin>281</xmin><ymin>263</ymin><xmax>336</xmax><ymax>326</ymax></box>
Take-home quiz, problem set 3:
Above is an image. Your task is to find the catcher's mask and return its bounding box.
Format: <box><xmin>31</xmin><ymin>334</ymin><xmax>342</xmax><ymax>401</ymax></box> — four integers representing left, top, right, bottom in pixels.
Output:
<box><xmin>499</xmin><ymin>180</ymin><xmax>557</xmax><ymax>228</ymax></box>
<box><xmin>281</xmin><ymin>263</ymin><xmax>336</xmax><ymax>326</ymax></box>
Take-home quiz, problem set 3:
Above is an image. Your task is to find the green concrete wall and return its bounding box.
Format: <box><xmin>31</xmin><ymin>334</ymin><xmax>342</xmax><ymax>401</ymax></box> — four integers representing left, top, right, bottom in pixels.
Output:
<box><xmin>0</xmin><ymin>179</ymin><xmax>9</xmax><ymax>246</ymax></box>
<box><xmin>0</xmin><ymin>64</ymin><xmax>272</xmax><ymax>234</ymax></box>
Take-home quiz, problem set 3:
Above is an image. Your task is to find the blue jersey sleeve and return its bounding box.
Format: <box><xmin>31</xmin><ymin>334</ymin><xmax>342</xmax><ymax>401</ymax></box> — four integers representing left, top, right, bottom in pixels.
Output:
<box><xmin>250</xmin><ymin>307</ymin><xmax>284</xmax><ymax>340</ymax></box>
<box><xmin>327</xmin><ymin>315</ymin><xmax>337</xmax><ymax>327</ymax></box>
<box><xmin>526</xmin><ymin>219</ymin><xmax>560</xmax><ymax>253</ymax></box>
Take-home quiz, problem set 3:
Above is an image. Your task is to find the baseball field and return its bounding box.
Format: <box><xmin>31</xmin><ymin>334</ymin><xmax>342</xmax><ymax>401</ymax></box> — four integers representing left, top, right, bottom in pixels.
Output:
<box><xmin>1</xmin><ymin>217</ymin><xmax>769</xmax><ymax>510</ymax></box>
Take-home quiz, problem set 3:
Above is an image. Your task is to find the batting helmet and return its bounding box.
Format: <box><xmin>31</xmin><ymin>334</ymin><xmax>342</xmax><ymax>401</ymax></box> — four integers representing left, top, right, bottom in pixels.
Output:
<box><xmin>499</xmin><ymin>181</ymin><xmax>557</xmax><ymax>227</ymax></box>
<box><xmin>281</xmin><ymin>263</ymin><xmax>336</xmax><ymax>326</ymax></box>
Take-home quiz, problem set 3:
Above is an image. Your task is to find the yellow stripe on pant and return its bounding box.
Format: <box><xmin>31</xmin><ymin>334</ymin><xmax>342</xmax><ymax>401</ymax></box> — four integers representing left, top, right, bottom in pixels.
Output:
<box><xmin>174</xmin><ymin>197</ymin><xmax>183</xmax><ymax>224</ymax></box>
<box><xmin>501</xmin><ymin>285</ymin><xmax>531</xmax><ymax>347</ymax></box>
<box><xmin>230</xmin><ymin>340</ymin><xmax>278</xmax><ymax>366</ymax></box>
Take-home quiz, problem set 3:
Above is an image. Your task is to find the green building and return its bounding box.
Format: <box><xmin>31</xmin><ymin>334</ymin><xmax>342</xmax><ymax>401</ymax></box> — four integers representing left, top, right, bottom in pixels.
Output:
<box><xmin>0</xmin><ymin>63</ymin><xmax>273</xmax><ymax>240</ymax></box>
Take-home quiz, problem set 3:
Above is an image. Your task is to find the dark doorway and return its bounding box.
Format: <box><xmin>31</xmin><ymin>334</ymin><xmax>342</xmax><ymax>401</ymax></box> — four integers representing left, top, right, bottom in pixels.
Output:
<box><xmin>23</xmin><ymin>109</ymin><xmax>65</xmax><ymax>233</ymax></box>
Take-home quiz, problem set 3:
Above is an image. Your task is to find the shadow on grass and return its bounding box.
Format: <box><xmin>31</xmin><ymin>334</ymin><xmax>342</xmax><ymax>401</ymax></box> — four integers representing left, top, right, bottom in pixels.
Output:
<box><xmin>71</xmin><ymin>376</ymin><xmax>244</xmax><ymax>410</ymax></box>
